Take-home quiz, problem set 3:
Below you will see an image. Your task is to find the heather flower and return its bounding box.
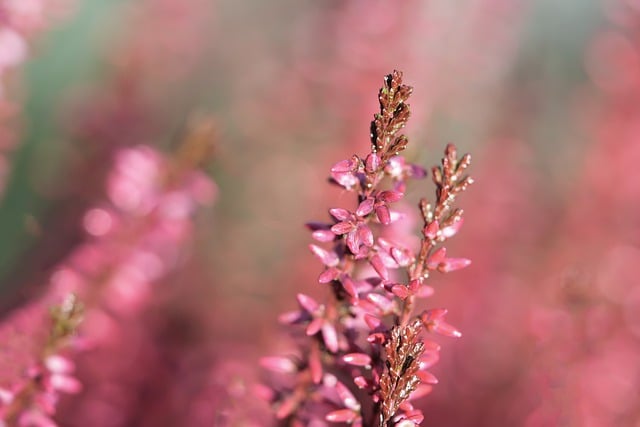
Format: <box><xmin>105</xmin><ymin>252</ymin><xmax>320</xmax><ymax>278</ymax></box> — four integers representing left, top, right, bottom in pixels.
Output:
<box><xmin>261</xmin><ymin>71</ymin><xmax>473</xmax><ymax>426</ymax></box>
<box><xmin>0</xmin><ymin>294</ymin><xmax>83</xmax><ymax>427</ymax></box>
<box><xmin>0</xmin><ymin>119</ymin><xmax>217</xmax><ymax>427</ymax></box>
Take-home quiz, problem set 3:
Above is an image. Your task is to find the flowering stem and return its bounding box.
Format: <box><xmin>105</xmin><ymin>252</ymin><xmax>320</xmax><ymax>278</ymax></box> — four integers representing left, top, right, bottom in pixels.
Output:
<box><xmin>262</xmin><ymin>70</ymin><xmax>473</xmax><ymax>427</ymax></box>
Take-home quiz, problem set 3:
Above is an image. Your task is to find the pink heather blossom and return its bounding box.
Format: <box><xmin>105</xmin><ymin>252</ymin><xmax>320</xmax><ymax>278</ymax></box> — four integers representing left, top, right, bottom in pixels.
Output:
<box><xmin>0</xmin><ymin>294</ymin><xmax>83</xmax><ymax>427</ymax></box>
<box><xmin>0</xmin><ymin>135</ymin><xmax>215</xmax><ymax>426</ymax></box>
<box><xmin>260</xmin><ymin>71</ymin><xmax>473</xmax><ymax>426</ymax></box>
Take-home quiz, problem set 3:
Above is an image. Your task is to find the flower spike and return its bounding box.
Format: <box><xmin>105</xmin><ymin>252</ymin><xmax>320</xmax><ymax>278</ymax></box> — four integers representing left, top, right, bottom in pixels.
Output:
<box><xmin>261</xmin><ymin>71</ymin><xmax>473</xmax><ymax>426</ymax></box>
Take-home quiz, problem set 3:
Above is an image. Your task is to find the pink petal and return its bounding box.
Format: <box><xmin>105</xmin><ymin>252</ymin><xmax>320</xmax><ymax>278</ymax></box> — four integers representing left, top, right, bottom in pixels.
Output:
<box><xmin>0</xmin><ymin>29</ymin><xmax>27</xmax><ymax>69</ymax></box>
<box><xmin>253</xmin><ymin>383</ymin><xmax>275</xmax><ymax>401</ymax></box>
<box><xmin>329</xmin><ymin>208</ymin><xmax>351</xmax><ymax>221</ymax></box>
<box><xmin>309</xmin><ymin>244</ymin><xmax>339</xmax><ymax>267</ymax></box>
<box><xmin>434</xmin><ymin>321</ymin><xmax>462</xmax><ymax>338</ymax></box>
<box><xmin>422</xmin><ymin>308</ymin><xmax>447</xmax><ymax>320</ymax></box>
<box><xmin>420</xmin><ymin>309</ymin><xmax>462</xmax><ymax>338</ymax></box>
<box><xmin>391</xmin><ymin>284</ymin><xmax>410</xmax><ymax>299</ymax></box>
<box><xmin>346</xmin><ymin>229</ymin><xmax>361</xmax><ymax>254</ymax></box>
<box><xmin>358</xmin><ymin>225</ymin><xmax>374</xmax><ymax>247</ymax></box>
<box><xmin>319</xmin><ymin>267</ymin><xmax>341</xmax><ymax>283</ymax></box>
<box><xmin>377</xmin><ymin>250</ymin><xmax>399</xmax><ymax>269</ymax></box>
<box><xmin>408</xmin><ymin>279</ymin><xmax>421</xmax><ymax>293</ymax></box>
<box><xmin>426</xmin><ymin>247</ymin><xmax>447</xmax><ymax>269</ymax></box>
<box><xmin>438</xmin><ymin>257</ymin><xmax>471</xmax><ymax>273</ymax></box>
<box><xmin>341</xmin><ymin>275</ymin><xmax>358</xmax><ymax>298</ymax></box>
<box><xmin>322</xmin><ymin>322</ymin><xmax>339</xmax><ymax>353</ymax></box>
<box><xmin>364</xmin><ymin>314</ymin><xmax>381</xmax><ymax>330</ymax></box>
<box><xmin>278</xmin><ymin>310</ymin><xmax>302</xmax><ymax>324</ymax></box>
<box><xmin>399</xmin><ymin>401</ymin><xmax>415</xmax><ymax>411</ymax></box>
<box><xmin>370</xmin><ymin>255</ymin><xmax>389</xmax><ymax>281</ymax></box>
<box><xmin>326</xmin><ymin>409</ymin><xmax>358</xmax><ymax>423</ymax></box>
<box><xmin>45</xmin><ymin>355</ymin><xmax>75</xmax><ymax>375</ymax></box>
<box><xmin>335</xmin><ymin>381</ymin><xmax>359</xmax><ymax>410</ymax></box>
<box><xmin>312</xmin><ymin>229</ymin><xmax>336</xmax><ymax>242</ymax></box>
<box><xmin>50</xmin><ymin>374</ymin><xmax>82</xmax><ymax>394</ymax></box>
<box><xmin>385</xmin><ymin>156</ymin><xmax>405</xmax><ymax>177</ymax></box>
<box><xmin>423</xmin><ymin>221</ymin><xmax>439</xmax><ymax>240</ymax></box>
<box><xmin>309</xmin><ymin>343</ymin><xmax>323</xmax><ymax>384</ymax></box>
<box><xmin>0</xmin><ymin>387</ymin><xmax>14</xmax><ymax>405</ymax></box>
<box><xmin>378</xmin><ymin>190</ymin><xmax>403</xmax><ymax>203</ymax></box>
<box><xmin>388</xmin><ymin>210</ymin><xmax>405</xmax><ymax>223</ymax></box>
<box><xmin>260</xmin><ymin>357</ymin><xmax>297</xmax><ymax>373</ymax></box>
<box><xmin>354</xmin><ymin>245</ymin><xmax>370</xmax><ymax>260</ymax></box>
<box><xmin>377</xmin><ymin>238</ymin><xmax>394</xmax><ymax>251</ymax></box>
<box><xmin>331</xmin><ymin>160</ymin><xmax>359</xmax><ymax>189</ymax></box>
<box><xmin>418</xmin><ymin>370</ymin><xmax>438</xmax><ymax>384</ymax></box>
<box><xmin>354</xmin><ymin>376</ymin><xmax>368</xmax><ymax>388</ymax></box>
<box><xmin>365</xmin><ymin>153</ymin><xmax>381</xmax><ymax>172</ymax></box>
<box><xmin>367</xmin><ymin>293</ymin><xmax>393</xmax><ymax>312</ymax></box>
<box><xmin>440</xmin><ymin>217</ymin><xmax>464</xmax><ymax>238</ymax></box>
<box><xmin>420</xmin><ymin>351</ymin><xmax>440</xmax><ymax>369</ymax></box>
<box><xmin>276</xmin><ymin>394</ymin><xmax>300</xmax><ymax>419</ymax></box>
<box><xmin>423</xmin><ymin>340</ymin><xmax>442</xmax><ymax>352</ymax></box>
<box><xmin>394</xmin><ymin>180</ymin><xmax>407</xmax><ymax>193</ymax></box>
<box><xmin>403</xmin><ymin>409</ymin><xmax>425</xmax><ymax>423</ymax></box>
<box><xmin>331</xmin><ymin>221</ymin><xmax>355</xmax><ymax>235</ymax></box>
<box><xmin>331</xmin><ymin>159</ymin><xmax>354</xmax><ymax>173</ymax></box>
<box><xmin>391</xmin><ymin>247</ymin><xmax>413</xmax><ymax>266</ymax></box>
<box><xmin>410</xmin><ymin>164</ymin><xmax>428</xmax><ymax>179</ymax></box>
<box><xmin>416</xmin><ymin>285</ymin><xmax>435</xmax><ymax>298</ymax></box>
<box><xmin>356</xmin><ymin>198</ymin><xmax>375</xmax><ymax>216</ymax></box>
<box><xmin>306</xmin><ymin>317</ymin><xmax>324</xmax><ymax>336</ymax></box>
<box><xmin>343</xmin><ymin>353</ymin><xmax>372</xmax><ymax>367</ymax></box>
<box><xmin>409</xmin><ymin>385</ymin><xmax>433</xmax><ymax>400</ymax></box>
<box><xmin>376</xmin><ymin>205</ymin><xmax>391</xmax><ymax>225</ymax></box>
<box><xmin>367</xmin><ymin>332</ymin><xmax>386</xmax><ymax>344</ymax></box>
<box><xmin>297</xmin><ymin>293</ymin><xmax>319</xmax><ymax>312</ymax></box>
<box><xmin>353</xmin><ymin>296</ymin><xmax>378</xmax><ymax>313</ymax></box>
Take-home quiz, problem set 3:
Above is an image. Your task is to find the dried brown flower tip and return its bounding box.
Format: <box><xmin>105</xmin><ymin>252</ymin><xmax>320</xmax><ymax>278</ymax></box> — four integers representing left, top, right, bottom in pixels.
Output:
<box><xmin>371</xmin><ymin>70</ymin><xmax>413</xmax><ymax>161</ymax></box>
<box><xmin>379</xmin><ymin>319</ymin><xmax>425</xmax><ymax>426</ymax></box>
<box><xmin>429</xmin><ymin>145</ymin><xmax>473</xmax><ymax>221</ymax></box>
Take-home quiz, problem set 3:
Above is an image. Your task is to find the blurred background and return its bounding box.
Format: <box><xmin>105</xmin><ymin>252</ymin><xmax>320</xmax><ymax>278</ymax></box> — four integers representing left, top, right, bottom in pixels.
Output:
<box><xmin>0</xmin><ymin>0</ymin><xmax>639</xmax><ymax>425</ymax></box>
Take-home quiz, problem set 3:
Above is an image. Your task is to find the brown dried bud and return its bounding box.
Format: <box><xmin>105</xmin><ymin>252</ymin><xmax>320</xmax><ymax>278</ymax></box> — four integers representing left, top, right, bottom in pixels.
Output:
<box><xmin>379</xmin><ymin>319</ymin><xmax>425</xmax><ymax>425</ymax></box>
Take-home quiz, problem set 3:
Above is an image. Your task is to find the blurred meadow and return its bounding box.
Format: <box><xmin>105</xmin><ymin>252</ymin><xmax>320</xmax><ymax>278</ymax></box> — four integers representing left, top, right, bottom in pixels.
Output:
<box><xmin>1</xmin><ymin>0</ymin><xmax>639</xmax><ymax>425</ymax></box>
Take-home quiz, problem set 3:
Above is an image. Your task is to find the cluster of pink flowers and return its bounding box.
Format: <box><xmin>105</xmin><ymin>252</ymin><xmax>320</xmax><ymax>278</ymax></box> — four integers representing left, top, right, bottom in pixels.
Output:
<box><xmin>0</xmin><ymin>124</ymin><xmax>216</xmax><ymax>425</ymax></box>
<box><xmin>260</xmin><ymin>71</ymin><xmax>473</xmax><ymax>426</ymax></box>
<box><xmin>0</xmin><ymin>294</ymin><xmax>83</xmax><ymax>427</ymax></box>
<box><xmin>60</xmin><ymin>140</ymin><xmax>215</xmax><ymax>312</ymax></box>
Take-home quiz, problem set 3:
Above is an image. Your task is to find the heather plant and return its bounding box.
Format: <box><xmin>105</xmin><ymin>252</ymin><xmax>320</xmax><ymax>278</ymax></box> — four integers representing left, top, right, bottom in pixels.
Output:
<box><xmin>0</xmin><ymin>293</ymin><xmax>83</xmax><ymax>427</ymax></box>
<box><xmin>52</xmin><ymin>122</ymin><xmax>217</xmax><ymax>426</ymax></box>
<box><xmin>0</xmin><ymin>120</ymin><xmax>216</xmax><ymax>426</ymax></box>
<box><xmin>261</xmin><ymin>70</ymin><xmax>473</xmax><ymax>426</ymax></box>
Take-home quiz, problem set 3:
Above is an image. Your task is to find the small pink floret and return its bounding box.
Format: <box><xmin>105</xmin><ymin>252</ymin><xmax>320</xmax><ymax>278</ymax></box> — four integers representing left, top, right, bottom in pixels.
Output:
<box><xmin>326</xmin><ymin>408</ymin><xmax>358</xmax><ymax>423</ymax></box>
<box><xmin>342</xmin><ymin>353</ymin><xmax>372</xmax><ymax>367</ymax></box>
<box><xmin>438</xmin><ymin>257</ymin><xmax>471</xmax><ymax>273</ymax></box>
<box><xmin>260</xmin><ymin>357</ymin><xmax>297</xmax><ymax>374</ymax></box>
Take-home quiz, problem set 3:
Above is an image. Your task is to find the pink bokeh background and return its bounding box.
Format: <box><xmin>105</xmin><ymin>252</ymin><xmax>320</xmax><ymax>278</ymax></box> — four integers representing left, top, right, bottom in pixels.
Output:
<box><xmin>0</xmin><ymin>0</ymin><xmax>638</xmax><ymax>425</ymax></box>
